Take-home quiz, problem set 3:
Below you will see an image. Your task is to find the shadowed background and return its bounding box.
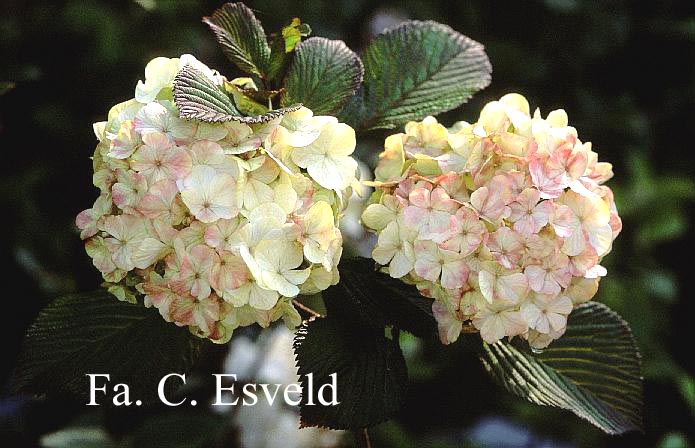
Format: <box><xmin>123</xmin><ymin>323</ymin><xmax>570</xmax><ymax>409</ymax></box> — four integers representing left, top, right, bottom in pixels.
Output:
<box><xmin>1</xmin><ymin>0</ymin><xmax>694</xmax><ymax>447</ymax></box>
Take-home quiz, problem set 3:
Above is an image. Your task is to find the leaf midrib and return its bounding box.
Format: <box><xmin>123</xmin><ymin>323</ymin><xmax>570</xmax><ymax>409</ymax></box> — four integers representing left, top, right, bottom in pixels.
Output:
<box><xmin>362</xmin><ymin>31</ymin><xmax>463</xmax><ymax>130</ymax></box>
<box><xmin>295</xmin><ymin>43</ymin><xmax>340</xmax><ymax>108</ymax></box>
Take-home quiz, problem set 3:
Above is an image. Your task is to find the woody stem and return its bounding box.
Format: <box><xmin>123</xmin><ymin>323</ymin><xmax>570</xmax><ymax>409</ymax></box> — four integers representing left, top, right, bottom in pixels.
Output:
<box><xmin>292</xmin><ymin>299</ymin><xmax>322</xmax><ymax>319</ymax></box>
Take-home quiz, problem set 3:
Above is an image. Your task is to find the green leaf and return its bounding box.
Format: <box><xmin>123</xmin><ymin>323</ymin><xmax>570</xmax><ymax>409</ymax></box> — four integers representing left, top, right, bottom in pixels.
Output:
<box><xmin>282</xmin><ymin>37</ymin><xmax>364</xmax><ymax>115</ymax></box>
<box><xmin>224</xmin><ymin>80</ymin><xmax>270</xmax><ymax>116</ymax></box>
<box><xmin>281</xmin><ymin>18</ymin><xmax>312</xmax><ymax>53</ymax></box>
<box><xmin>267</xmin><ymin>18</ymin><xmax>312</xmax><ymax>82</ymax></box>
<box><xmin>293</xmin><ymin>262</ymin><xmax>417</xmax><ymax>429</ymax></box>
<box><xmin>173</xmin><ymin>65</ymin><xmax>301</xmax><ymax>123</ymax></box>
<box><xmin>13</xmin><ymin>290</ymin><xmax>202</xmax><ymax>401</ymax></box>
<box><xmin>268</xmin><ymin>34</ymin><xmax>290</xmax><ymax>83</ymax></box>
<box><xmin>235</xmin><ymin>86</ymin><xmax>283</xmax><ymax>104</ymax></box>
<box><xmin>203</xmin><ymin>2</ymin><xmax>270</xmax><ymax>77</ymax></box>
<box><xmin>479</xmin><ymin>302</ymin><xmax>643</xmax><ymax>435</ymax></box>
<box><xmin>347</xmin><ymin>20</ymin><xmax>491</xmax><ymax>130</ymax></box>
<box><xmin>293</xmin><ymin>311</ymin><xmax>407</xmax><ymax>430</ymax></box>
<box><xmin>337</xmin><ymin>257</ymin><xmax>437</xmax><ymax>338</ymax></box>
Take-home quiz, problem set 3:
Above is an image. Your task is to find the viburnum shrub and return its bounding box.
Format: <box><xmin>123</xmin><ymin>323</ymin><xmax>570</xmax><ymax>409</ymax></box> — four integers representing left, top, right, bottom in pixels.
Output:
<box><xmin>76</xmin><ymin>54</ymin><xmax>356</xmax><ymax>343</ymax></box>
<box><xmin>362</xmin><ymin>94</ymin><xmax>621</xmax><ymax>348</ymax></box>
<box><xmin>16</xmin><ymin>2</ymin><xmax>644</xmax><ymax>440</ymax></box>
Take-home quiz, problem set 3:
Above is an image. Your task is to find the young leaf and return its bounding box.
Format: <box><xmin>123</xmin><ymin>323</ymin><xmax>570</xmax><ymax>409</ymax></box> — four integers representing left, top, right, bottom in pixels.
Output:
<box><xmin>267</xmin><ymin>18</ymin><xmax>312</xmax><ymax>82</ymax></box>
<box><xmin>337</xmin><ymin>257</ymin><xmax>437</xmax><ymax>338</ymax></box>
<box><xmin>479</xmin><ymin>302</ymin><xmax>643</xmax><ymax>435</ymax></box>
<box><xmin>293</xmin><ymin>306</ymin><xmax>407</xmax><ymax>429</ymax></box>
<box><xmin>203</xmin><ymin>2</ymin><xmax>271</xmax><ymax>77</ymax></box>
<box><xmin>282</xmin><ymin>18</ymin><xmax>312</xmax><ymax>53</ymax></box>
<box><xmin>345</xmin><ymin>20</ymin><xmax>491</xmax><ymax>131</ymax></box>
<box><xmin>224</xmin><ymin>81</ymin><xmax>270</xmax><ymax>116</ymax></box>
<box><xmin>13</xmin><ymin>290</ymin><xmax>202</xmax><ymax>401</ymax></box>
<box><xmin>173</xmin><ymin>65</ymin><xmax>301</xmax><ymax>123</ymax></box>
<box><xmin>282</xmin><ymin>37</ymin><xmax>364</xmax><ymax>115</ymax></box>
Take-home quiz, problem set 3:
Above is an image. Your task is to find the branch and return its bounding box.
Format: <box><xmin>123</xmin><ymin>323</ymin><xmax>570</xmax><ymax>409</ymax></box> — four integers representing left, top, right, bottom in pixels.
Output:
<box><xmin>292</xmin><ymin>299</ymin><xmax>322</xmax><ymax>319</ymax></box>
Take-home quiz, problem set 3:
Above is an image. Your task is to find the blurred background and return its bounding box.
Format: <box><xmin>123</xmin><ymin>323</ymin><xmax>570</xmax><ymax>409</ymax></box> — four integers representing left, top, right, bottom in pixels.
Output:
<box><xmin>1</xmin><ymin>0</ymin><xmax>694</xmax><ymax>447</ymax></box>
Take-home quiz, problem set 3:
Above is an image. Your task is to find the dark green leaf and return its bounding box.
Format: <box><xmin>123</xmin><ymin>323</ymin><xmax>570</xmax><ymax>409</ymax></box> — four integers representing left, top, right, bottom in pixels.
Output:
<box><xmin>268</xmin><ymin>34</ymin><xmax>290</xmax><ymax>83</ymax></box>
<box><xmin>479</xmin><ymin>302</ymin><xmax>643</xmax><ymax>435</ymax></box>
<box><xmin>13</xmin><ymin>290</ymin><xmax>202</xmax><ymax>402</ymax></box>
<box><xmin>203</xmin><ymin>2</ymin><xmax>270</xmax><ymax>77</ymax></box>
<box><xmin>173</xmin><ymin>65</ymin><xmax>301</xmax><ymax>123</ymax></box>
<box><xmin>349</xmin><ymin>20</ymin><xmax>491</xmax><ymax>130</ymax></box>
<box><xmin>282</xmin><ymin>37</ymin><xmax>364</xmax><ymax>115</ymax></box>
<box><xmin>337</xmin><ymin>257</ymin><xmax>437</xmax><ymax>338</ymax></box>
<box><xmin>293</xmin><ymin>311</ymin><xmax>407</xmax><ymax>430</ymax></box>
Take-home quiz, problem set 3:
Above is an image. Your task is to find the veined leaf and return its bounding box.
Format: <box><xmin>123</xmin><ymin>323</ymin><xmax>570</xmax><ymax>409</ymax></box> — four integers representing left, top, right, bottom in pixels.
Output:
<box><xmin>349</xmin><ymin>20</ymin><xmax>491</xmax><ymax>130</ymax></box>
<box><xmin>292</xmin><ymin>257</ymin><xmax>442</xmax><ymax>429</ymax></box>
<box><xmin>294</xmin><ymin>259</ymin><xmax>416</xmax><ymax>429</ymax></box>
<box><xmin>173</xmin><ymin>65</ymin><xmax>301</xmax><ymax>123</ymax></box>
<box><xmin>173</xmin><ymin>65</ymin><xmax>239</xmax><ymax>120</ymax></box>
<box><xmin>13</xmin><ymin>290</ymin><xmax>202</xmax><ymax>401</ymax></box>
<box><xmin>293</xmin><ymin>305</ymin><xmax>407</xmax><ymax>429</ymax></box>
<box><xmin>337</xmin><ymin>257</ymin><xmax>437</xmax><ymax>338</ymax></box>
<box><xmin>479</xmin><ymin>302</ymin><xmax>643</xmax><ymax>435</ymax></box>
<box><xmin>203</xmin><ymin>2</ymin><xmax>271</xmax><ymax>77</ymax></box>
<box><xmin>282</xmin><ymin>37</ymin><xmax>364</xmax><ymax>115</ymax></box>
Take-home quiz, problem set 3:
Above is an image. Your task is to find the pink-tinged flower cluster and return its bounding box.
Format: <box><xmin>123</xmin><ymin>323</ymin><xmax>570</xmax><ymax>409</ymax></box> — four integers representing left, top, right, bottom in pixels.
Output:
<box><xmin>361</xmin><ymin>94</ymin><xmax>621</xmax><ymax>349</ymax></box>
<box><xmin>77</xmin><ymin>55</ymin><xmax>357</xmax><ymax>343</ymax></box>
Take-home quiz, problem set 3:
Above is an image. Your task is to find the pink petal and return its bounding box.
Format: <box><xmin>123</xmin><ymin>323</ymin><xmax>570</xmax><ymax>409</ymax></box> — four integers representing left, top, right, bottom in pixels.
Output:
<box><xmin>408</xmin><ymin>186</ymin><xmax>431</xmax><ymax>208</ymax></box>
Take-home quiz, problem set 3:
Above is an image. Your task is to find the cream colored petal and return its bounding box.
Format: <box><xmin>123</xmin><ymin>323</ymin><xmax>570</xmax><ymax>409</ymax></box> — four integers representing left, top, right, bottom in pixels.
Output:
<box><xmin>248</xmin><ymin>284</ymin><xmax>280</xmax><ymax>310</ymax></box>
<box><xmin>389</xmin><ymin>242</ymin><xmax>414</xmax><ymax>278</ymax></box>
<box><xmin>132</xmin><ymin>238</ymin><xmax>168</xmax><ymax>269</ymax></box>
<box><xmin>361</xmin><ymin>203</ymin><xmax>397</xmax><ymax>231</ymax></box>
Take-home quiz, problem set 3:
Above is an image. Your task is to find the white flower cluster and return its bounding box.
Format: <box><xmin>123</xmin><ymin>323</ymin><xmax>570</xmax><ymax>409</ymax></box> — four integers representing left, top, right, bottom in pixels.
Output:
<box><xmin>77</xmin><ymin>55</ymin><xmax>358</xmax><ymax>343</ymax></box>
<box><xmin>362</xmin><ymin>94</ymin><xmax>621</xmax><ymax>349</ymax></box>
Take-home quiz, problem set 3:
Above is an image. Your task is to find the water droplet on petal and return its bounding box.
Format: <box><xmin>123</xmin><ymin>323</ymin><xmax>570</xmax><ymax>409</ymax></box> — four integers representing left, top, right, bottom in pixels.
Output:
<box><xmin>531</xmin><ymin>347</ymin><xmax>544</xmax><ymax>355</ymax></box>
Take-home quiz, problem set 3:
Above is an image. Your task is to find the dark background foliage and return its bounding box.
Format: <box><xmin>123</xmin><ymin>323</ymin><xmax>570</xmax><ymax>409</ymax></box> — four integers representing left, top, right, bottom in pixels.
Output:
<box><xmin>1</xmin><ymin>0</ymin><xmax>694</xmax><ymax>447</ymax></box>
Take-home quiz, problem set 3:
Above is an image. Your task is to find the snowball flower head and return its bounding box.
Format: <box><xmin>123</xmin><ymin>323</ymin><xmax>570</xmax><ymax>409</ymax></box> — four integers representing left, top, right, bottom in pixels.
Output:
<box><xmin>362</xmin><ymin>93</ymin><xmax>621</xmax><ymax>349</ymax></box>
<box><xmin>78</xmin><ymin>55</ymin><xmax>358</xmax><ymax>343</ymax></box>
